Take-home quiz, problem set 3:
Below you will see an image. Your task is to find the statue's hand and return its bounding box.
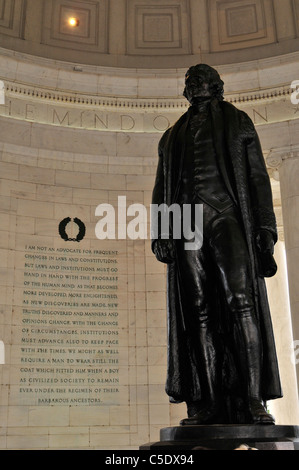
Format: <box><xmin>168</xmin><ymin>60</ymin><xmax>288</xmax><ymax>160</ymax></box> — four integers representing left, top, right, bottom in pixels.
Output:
<box><xmin>255</xmin><ymin>230</ymin><xmax>277</xmax><ymax>278</ymax></box>
<box><xmin>153</xmin><ymin>239</ymin><xmax>175</xmax><ymax>264</ymax></box>
<box><xmin>256</xmin><ymin>229</ymin><xmax>274</xmax><ymax>255</ymax></box>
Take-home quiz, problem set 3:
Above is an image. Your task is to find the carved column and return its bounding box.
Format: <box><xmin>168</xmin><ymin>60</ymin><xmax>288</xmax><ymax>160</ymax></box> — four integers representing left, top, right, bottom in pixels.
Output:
<box><xmin>265</xmin><ymin>229</ymin><xmax>299</xmax><ymax>423</ymax></box>
<box><xmin>266</xmin><ymin>151</ymin><xmax>299</xmax><ymax>414</ymax></box>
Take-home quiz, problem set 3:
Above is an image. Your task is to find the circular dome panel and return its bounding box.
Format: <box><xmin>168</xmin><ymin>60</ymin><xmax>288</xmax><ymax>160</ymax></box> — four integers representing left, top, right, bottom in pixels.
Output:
<box><xmin>0</xmin><ymin>0</ymin><xmax>299</xmax><ymax>68</ymax></box>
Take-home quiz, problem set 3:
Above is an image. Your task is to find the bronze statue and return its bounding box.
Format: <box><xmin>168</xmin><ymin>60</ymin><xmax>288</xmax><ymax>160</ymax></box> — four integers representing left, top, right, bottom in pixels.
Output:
<box><xmin>151</xmin><ymin>64</ymin><xmax>282</xmax><ymax>425</ymax></box>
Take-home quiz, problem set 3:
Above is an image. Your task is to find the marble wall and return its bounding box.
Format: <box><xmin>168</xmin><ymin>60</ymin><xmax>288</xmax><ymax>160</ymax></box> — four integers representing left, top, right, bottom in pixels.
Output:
<box><xmin>0</xmin><ymin>116</ymin><xmax>181</xmax><ymax>449</ymax></box>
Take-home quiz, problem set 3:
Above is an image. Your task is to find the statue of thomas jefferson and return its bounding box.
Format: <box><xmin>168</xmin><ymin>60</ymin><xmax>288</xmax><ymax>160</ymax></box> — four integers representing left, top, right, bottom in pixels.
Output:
<box><xmin>151</xmin><ymin>64</ymin><xmax>282</xmax><ymax>425</ymax></box>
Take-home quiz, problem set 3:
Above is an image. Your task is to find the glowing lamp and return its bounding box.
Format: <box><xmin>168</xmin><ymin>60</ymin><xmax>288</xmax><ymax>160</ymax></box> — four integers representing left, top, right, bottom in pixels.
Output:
<box><xmin>68</xmin><ymin>17</ymin><xmax>79</xmax><ymax>27</ymax></box>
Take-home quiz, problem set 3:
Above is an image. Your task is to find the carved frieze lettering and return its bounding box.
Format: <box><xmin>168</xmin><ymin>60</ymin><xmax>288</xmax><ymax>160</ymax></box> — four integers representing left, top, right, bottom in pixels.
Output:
<box><xmin>0</xmin><ymin>79</ymin><xmax>297</xmax><ymax>133</ymax></box>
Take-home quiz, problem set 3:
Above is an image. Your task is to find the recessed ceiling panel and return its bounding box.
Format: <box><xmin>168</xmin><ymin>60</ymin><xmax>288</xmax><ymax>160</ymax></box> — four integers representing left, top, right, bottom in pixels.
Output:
<box><xmin>127</xmin><ymin>0</ymin><xmax>191</xmax><ymax>55</ymax></box>
<box><xmin>0</xmin><ymin>0</ymin><xmax>25</xmax><ymax>38</ymax></box>
<box><xmin>209</xmin><ymin>0</ymin><xmax>276</xmax><ymax>51</ymax></box>
<box><xmin>41</xmin><ymin>0</ymin><xmax>108</xmax><ymax>52</ymax></box>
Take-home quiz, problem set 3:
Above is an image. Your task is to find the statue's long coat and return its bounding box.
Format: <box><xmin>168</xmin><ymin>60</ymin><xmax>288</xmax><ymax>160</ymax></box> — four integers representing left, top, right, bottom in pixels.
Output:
<box><xmin>152</xmin><ymin>99</ymin><xmax>283</xmax><ymax>405</ymax></box>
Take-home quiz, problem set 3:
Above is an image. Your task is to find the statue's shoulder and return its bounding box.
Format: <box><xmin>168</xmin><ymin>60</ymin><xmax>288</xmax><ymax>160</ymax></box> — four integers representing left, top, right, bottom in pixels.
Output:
<box><xmin>158</xmin><ymin>127</ymin><xmax>172</xmax><ymax>152</ymax></box>
<box><xmin>220</xmin><ymin>100</ymin><xmax>255</xmax><ymax>135</ymax></box>
<box><xmin>158</xmin><ymin>111</ymin><xmax>188</xmax><ymax>149</ymax></box>
<box><xmin>221</xmin><ymin>100</ymin><xmax>253</xmax><ymax>123</ymax></box>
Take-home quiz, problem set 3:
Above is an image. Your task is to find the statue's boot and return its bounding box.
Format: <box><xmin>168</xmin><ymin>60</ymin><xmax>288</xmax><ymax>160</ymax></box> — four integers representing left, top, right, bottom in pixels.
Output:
<box><xmin>180</xmin><ymin>324</ymin><xmax>222</xmax><ymax>426</ymax></box>
<box><xmin>234</xmin><ymin>311</ymin><xmax>275</xmax><ymax>425</ymax></box>
<box><xmin>248</xmin><ymin>398</ymin><xmax>275</xmax><ymax>425</ymax></box>
<box><xmin>180</xmin><ymin>402</ymin><xmax>223</xmax><ymax>425</ymax></box>
<box><xmin>180</xmin><ymin>407</ymin><xmax>218</xmax><ymax>425</ymax></box>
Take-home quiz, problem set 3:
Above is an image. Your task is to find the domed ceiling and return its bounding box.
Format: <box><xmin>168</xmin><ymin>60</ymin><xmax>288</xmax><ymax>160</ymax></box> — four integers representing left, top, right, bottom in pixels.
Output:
<box><xmin>0</xmin><ymin>0</ymin><xmax>299</xmax><ymax>68</ymax></box>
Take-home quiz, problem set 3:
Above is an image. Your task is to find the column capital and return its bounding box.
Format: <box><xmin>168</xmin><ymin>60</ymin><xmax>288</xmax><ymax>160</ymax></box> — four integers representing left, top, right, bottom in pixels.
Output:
<box><xmin>266</xmin><ymin>152</ymin><xmax>283</xmax><ymax>181</ymax></box>
<box><xmin>266</xmin><ymin>147</ymin><xmax>299</xmax><ymax>181</ymax></box>
<box><xmin>266</xmin><ymin>152</ymin><xmax>283</xmax><ymax>169</ymax></box>
<box><xmin>266</xmin><ymin>147</ymin><xmax>299</xmax><ymax>167</ymax></box>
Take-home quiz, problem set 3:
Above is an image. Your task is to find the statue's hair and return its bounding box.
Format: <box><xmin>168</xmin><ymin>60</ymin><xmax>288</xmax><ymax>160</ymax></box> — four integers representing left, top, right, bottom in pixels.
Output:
<box><xmin>183</xmin><ymin>64</ymin><xmax>224</xmax><ymax>101</ymax></box>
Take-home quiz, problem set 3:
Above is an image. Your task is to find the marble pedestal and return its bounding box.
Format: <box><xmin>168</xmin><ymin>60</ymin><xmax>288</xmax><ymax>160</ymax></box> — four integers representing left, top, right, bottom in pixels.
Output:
<box><xmin>140</xmin><ymin>425</ymin><xmax>299</xmax><ymax>450</ymax></box>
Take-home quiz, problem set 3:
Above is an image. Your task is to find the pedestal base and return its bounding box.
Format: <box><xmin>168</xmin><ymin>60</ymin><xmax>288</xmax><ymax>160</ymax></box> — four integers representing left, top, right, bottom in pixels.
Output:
<box><xmin>140</xmin><ymin>425</ymin><xmax>299</xmax><ymax>450</ymax></box>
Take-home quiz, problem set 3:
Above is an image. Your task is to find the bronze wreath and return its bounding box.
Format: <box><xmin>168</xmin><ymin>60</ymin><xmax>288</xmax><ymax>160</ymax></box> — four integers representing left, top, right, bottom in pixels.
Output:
<box><xmin>58</xmin><ymin>217</ymin><xmax>86</xmax><ymax>242</ymax></box>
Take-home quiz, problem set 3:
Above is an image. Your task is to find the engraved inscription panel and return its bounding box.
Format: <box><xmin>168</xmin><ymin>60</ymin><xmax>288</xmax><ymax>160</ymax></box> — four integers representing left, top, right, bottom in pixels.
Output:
<box><xmin>12</xmin><ymin>242</ymin><xmax>127</xmax><ymax>407</ymax></box>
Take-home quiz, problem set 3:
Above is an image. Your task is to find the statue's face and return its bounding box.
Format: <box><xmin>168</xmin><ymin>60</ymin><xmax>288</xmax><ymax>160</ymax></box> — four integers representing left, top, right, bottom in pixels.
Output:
<box><xmin>184</xmin><ymin>72</ymin><xmax>212</xmax><ymax>104</ymax></box>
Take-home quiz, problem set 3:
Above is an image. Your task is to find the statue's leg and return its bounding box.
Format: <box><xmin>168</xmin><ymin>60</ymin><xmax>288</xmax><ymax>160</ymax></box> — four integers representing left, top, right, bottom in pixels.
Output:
<box><xmin>183</xmin><ymin>319</ymin><xmax>224</xmax><ymax>424</ymax></box>
<box><xmin>232</xmin><ymin>312</ymin><xmax>275</xmax><ymax>424</ymax></box>
<box><xmin>210</xmin><ymin>207</ymin><xmax>275</xmax><ymax>424</ymax></box>
<box><xmin>176</xmin><ymin>217</ymin><xmax>223</xmax><ymax>425</ymax></box>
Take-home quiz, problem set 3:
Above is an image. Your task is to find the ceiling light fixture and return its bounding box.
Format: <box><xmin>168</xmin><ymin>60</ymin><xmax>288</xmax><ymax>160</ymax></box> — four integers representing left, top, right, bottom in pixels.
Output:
<box><xmin>68</xmin><ymin>17</ymin><xmax>79</xmax><ymax>27</ymax></box>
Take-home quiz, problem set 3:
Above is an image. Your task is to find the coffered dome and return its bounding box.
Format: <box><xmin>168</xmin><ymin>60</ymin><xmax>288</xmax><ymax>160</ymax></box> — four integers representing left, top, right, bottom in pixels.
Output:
<box><xmin>0</xmin><ymin>0</ymin><xmax>299</xmax><ymax>68</ymax></box>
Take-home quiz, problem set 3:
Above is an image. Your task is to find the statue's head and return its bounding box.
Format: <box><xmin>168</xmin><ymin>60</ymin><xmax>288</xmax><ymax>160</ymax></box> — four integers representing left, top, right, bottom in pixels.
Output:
<box><xmin>183</xmin><ymin>64</ymin><xmax>224</xmax><ymax>104</ymax></box>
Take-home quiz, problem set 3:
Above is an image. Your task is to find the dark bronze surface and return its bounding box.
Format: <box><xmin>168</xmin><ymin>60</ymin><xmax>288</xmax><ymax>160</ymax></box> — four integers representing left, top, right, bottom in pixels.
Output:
<box><xmin>139</xmin><ymin>425</ymin><xmax>299</xmax><ymax>450</ymax></box>
<box><xmin>151</xmin><ymin>64</ymin><xmax>282</xmax><ymax>426</ymax></box>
